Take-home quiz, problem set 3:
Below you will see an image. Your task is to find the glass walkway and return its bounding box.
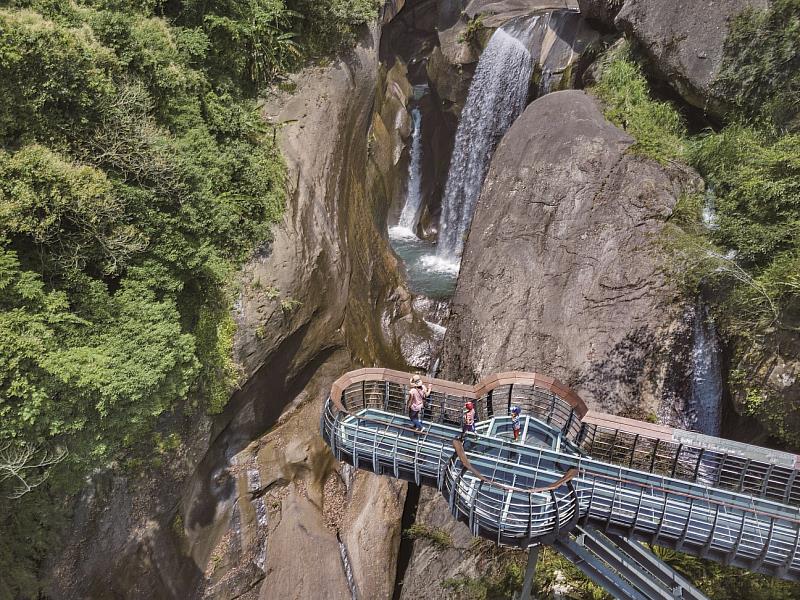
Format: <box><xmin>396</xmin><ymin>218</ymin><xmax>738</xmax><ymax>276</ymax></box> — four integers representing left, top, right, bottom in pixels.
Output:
<box><xmin>320</xmin><ymin>368</ymin><xmax>800</xmax><ymax>594</ymax></box>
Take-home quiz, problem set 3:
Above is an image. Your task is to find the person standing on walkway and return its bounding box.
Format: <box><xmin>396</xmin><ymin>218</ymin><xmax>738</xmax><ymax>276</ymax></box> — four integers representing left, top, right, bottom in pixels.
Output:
<box><xmin>511</xmin><ymin>406</ymin><xmax>522</xmax><ymax>442</ymax></box>
<box><xmin>462</xmin><ymin>401</ymin><xmax>476</xmax><ymax>438</ymax></box>
<box><xmin>407</xmin><ymin>375</ymin><xmax>429</xmax><ymax>431</ymax></box>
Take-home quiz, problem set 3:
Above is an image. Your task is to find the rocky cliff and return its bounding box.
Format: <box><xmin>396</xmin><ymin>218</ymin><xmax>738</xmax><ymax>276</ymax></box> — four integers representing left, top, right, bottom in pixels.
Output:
<box><xmin>401</xmin><ymin>90</ymin><xmax>699</xmax><ymax>596</ymax></box>
<box><xmin>587</xmin><ymin>0</ymin><xmax>770</xmax><ymax>118</ymax></box>
<box><xmin>48</xmin><ymin>23</ymin><xmax>413</xmax><ymax>600</ymax></box>
<box><xmin>442</xmin><ymin>90</ymin><xmax>696</xmax><ymax>416</ymax></box>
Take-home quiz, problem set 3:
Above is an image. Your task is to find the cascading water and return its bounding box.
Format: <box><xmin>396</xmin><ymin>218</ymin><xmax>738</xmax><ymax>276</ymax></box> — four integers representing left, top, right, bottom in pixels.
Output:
<box><xmin>689</xmin><ymin>301</ymin><xmax>723</xmax><ymax>437</ymax></box>
<box><xmin>435</xmin><ymin>26</ymin><xmax>535</xmax><ymax>263</ymax></box>
<box><xmin>702</xmin><ymin>185</ymin><xmax>719</xmax><ymax>230</ymax></box>
<box><xmin>388</xmin><ymin>104</ymin><xmax>457</xmax><ymax>298</ymax></box>
<box><xmin>395</xmin><ymin>108</ymin><xmax>424</xmax><ymax>233</ymax></box>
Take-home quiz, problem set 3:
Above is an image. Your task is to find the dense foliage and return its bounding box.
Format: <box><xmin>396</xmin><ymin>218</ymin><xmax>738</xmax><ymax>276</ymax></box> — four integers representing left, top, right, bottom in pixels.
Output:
<box><xmin>591</xmin><ymin>44</ymin><xmax>686</xmax><ymax>164</ymax></box>
<box><xmin>0</xmin><ymin>0</ymin><xmax>379</xmax><ymax>596</ymax></box>
<box><xmin>715</xmin><ymin>0</ymin><xmax>800</xmax><ymax>132</ymax></box>
<box><xmin>439</xmin><ymin>542</ymin><xmax>799</xmax><ymax>600</ymax></box>
<box><xmin>588</xmin><ymin>13</ymin><xmax>800</xmax><ymax>593</ymax></box>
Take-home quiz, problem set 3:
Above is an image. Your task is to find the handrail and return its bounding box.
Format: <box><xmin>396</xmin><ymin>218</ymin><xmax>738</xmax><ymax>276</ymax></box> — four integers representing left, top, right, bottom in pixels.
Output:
<box><xmin>329</xmin><ymin>401</ymin><xmax>452</xmax><ymax>440</ymax></box>
<box><xmin>329</xmin><ymin>369</ymin><xmax>800</xmax><ymax>495</ymax></box>
<box><xmin>323</xmin><ymin>398</ymin><xmax>578</xmax><ymax>498</ymax></box>
<box><xmin>321</xmin><ymin>372</ymin><xmax>800</xmax><ymax>579</ymax></box>
<box><xmin>326</xmin><ymin>402</ymin><xmax>800</xmax><ymax>526</ymax></box>
<box><xmin>452</xmin><ymin>438</ymin><xmax>579</xmax><ymax>494</ymax></box>
<box><xmin>329</xmin><ymin>367</ymin><xmax>589</xmax><ymax>417</ymax></box>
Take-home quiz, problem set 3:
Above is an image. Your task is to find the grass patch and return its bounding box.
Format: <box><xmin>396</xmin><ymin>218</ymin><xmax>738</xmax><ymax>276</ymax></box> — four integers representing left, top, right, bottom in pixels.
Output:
<box><xmin>403</xmin><ymin>523</ymin><xmax>453</xmax><ymax>548</ymax></box>
<box><xmin>589</xmin><ymin>41</ymin><xmax>687</xmax><ymax>164</ymax></box>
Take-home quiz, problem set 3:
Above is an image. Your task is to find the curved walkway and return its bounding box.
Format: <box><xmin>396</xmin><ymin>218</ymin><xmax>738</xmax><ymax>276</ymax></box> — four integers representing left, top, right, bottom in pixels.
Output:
<box><xmin>321</xmin><ymin>368</ymin><xmax>800</xmax><ymax>581</ymax></box>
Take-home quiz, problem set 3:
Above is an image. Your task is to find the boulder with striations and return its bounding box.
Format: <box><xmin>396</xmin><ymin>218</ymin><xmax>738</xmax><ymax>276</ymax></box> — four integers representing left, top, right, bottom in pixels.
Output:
<box><xmin>401</xmin><ymin>89</ymin><xmax>701</xmax><ymax>597</ymax></box>
<box><xmin>440</xmin><ymin>89</ymin><xmax>699</xmax><ymax>418</ymax></box>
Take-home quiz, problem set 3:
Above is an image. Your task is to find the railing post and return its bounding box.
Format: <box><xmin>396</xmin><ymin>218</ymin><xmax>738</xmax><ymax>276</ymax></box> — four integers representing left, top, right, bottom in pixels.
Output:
<box><xmin>760</xmin><ymin>463</ymin><xmax>774</xmax><ymax>498</ymax></box>
<box><xmin>330</xmin><ymin>410</ymin><xmax>340</xmax><ymax>459</ymax></box>
<box><xmin>670</xmin><ymin>444</ymin><xmax>683</xmax><ymax>478</ymax></box>
<box><xmin>783</xmin><ymin>468</ymin><xmax>798</xmax><ymax>504</ymax></box>
<box><xmin>692</xmin><ymin>448</ymin><xmax>706</xmax><ymax>482</ymax></box>
<box><xmin>649</xmin><ymin>439</ymin><xmax>660</xmax><ymax>474</ymax></box>
<box><xmin>353</xmin><ymin>419</ymin><xmax>361</xmax><ymax>469</ymax></box>
<box><xmin>562</xmin><ymin>409</ymin><xmax>575</xmax><ymax>437</ymax></box>
<box><xmin>628</xmin><ymin>434</ymin><xmax>640</xmax><ymax>468</ymax></box>
<box><xmin>552</xmin><ymin>490</ymin><xmax>561</xmax><ymax>537</ymax></box>
<box><xmin>518</xmin><ymin>545</ymin><xmax>540</xmax><ymax>600</ymax></box>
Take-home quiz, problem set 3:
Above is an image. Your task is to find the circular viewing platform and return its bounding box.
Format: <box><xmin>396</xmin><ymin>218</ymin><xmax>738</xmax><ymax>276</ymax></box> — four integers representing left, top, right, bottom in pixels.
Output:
<box><xmin>321</xmin><ymin>368</ymin><xmax>800</xmax><ymax>580</ymax></box>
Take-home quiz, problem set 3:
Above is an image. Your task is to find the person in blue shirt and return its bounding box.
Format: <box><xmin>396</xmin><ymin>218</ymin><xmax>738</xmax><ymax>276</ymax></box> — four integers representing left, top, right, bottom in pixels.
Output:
<box><xmin>511</xmin><ymin>406</ymin><xmax>522</xmax><ymax>442</ymax></box>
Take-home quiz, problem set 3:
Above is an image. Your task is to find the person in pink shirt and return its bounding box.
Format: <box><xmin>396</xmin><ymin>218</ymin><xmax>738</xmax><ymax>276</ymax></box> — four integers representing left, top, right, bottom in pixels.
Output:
<box><xmin>407</xmin><ymin>374</ymin><xmax>429</xmax><ymax>431</ymax></box>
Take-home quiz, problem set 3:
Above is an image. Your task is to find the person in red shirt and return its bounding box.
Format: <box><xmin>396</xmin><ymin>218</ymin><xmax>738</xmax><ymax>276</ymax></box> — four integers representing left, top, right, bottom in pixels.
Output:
<box><xmin>462</xmin><ymin>401</ymin><xmax>476</xmax><ymax>438</ymax></box>
<box><xmin>511</xmin><ymin>406</ymin><xmax>522</xmax><ymax>442</ymax></box>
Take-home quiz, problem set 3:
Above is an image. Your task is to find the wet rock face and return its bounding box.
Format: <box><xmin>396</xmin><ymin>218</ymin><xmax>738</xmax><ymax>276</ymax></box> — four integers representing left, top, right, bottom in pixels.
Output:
<box><xmin>440</xmin><ymin>90</ymin><xmax>697</xmax><ymax>417</ymax></box>
<box><xmin>398</xmin><ymin>488</ymin><xmax>482</xmax><ymax>600</ymax></box>
<box><xmin>615</xmin><ymin>0</ymin><xmax>769</xmax><ymax>118</ymax></box>
<box><xmin>189</xmin><ymin>24</ymin><xmax>412</xmax><ymax>599</ymax></box>
<box><xmin>197</xmin><ymin>353</ymin><xmax>406</xmax><ymax>600</ymax></box>
<box><xmin>731</xmin><ymin>328</ymin><xmax>800</xmax><ymax>446</ymax></box>
<box><xmin>577</xmin><ymin>0</ymin><xmax>623</xmax><ymax>29</ymax></box>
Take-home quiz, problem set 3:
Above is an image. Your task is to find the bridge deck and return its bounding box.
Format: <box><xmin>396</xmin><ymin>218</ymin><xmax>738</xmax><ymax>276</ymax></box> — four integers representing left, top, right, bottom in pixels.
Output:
<box><xmin>320</xmin><ymin>369</ymin><xmax>800</xmax><ymax>582</ymax></box>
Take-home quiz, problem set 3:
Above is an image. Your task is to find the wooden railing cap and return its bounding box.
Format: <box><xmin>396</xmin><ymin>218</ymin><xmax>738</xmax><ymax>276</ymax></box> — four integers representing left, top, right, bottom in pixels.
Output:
<box><xmin>329</xmin><ymin>368</ymin><xmax>589</xmax><ymax>417</ymax></box>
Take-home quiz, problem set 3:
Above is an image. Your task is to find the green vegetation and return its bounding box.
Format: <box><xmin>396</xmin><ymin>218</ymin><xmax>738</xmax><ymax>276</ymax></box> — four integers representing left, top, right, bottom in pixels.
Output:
<box><xmin>0</xmin><ymin>0</ymin><xmax>380</xmax><ymax>595</ymax></box>
<box><xmin>458</xmin><ymin>13</ymin><xmax>485</xmax><ymax>47</ymax></box>
<box><xmin>715</xmin><ymin>0</ymin><xmax>800</xmax><ymax>132</ymax></box>
<box><xmin>441</xmin><ymin>544</ymin><xmax>609</xmax><ymax>600</ymax></box>
<box><xmin>650</xmin><ymin>545</ymin><xmax>800</xmax><ymax>600</ymax></box>
<box><xmin>430</xmin><ymin>541</ymin><xmax>800</xmax><ymax>600</ymax></box>
<box><xmin>589</xmin><ymin>4</ymin><xmax>800</xmax><ymax>445</ymax></box>
<box><xmin>591</xmin><ymin>41</ymin><xmax>686</xmax><ymax>164</ymax></box>
<box><xmin>404</xmin><ymin>523</ymin><xmax>454</xmax><ymax>548</ymax></box>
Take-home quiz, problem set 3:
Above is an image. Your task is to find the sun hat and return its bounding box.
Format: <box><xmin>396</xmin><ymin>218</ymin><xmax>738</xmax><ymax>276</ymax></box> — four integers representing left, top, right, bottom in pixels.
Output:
<box><xmin>410</xmin><ymin>375</ymin><xmax>423</xmax><ymax>387</ymax></box>
<box><xmin>512</xmin><ymin>406</ymin><xmax>521</xmax><ymax>414</ymax></box>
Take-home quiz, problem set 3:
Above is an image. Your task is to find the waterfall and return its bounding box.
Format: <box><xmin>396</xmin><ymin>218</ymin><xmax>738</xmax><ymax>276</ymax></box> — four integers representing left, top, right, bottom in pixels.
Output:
<box><xmin>396</xmin><ymin>108</ymin><xmax>424</xmax><ymax>233</ymax></box>
<box><xmin>436</xmin><ymin>27</ymin><xmax>534</xmax><ymax>261</ymax></box>
<box><xmin>689</xmin><ymin>302</ymin><xmax>723</xmax><ymax>437</ymax></box>
<box><xmin>702</xmin><ymin>185</ymin><xmax>719</xmax><ymax>229</ymax></box>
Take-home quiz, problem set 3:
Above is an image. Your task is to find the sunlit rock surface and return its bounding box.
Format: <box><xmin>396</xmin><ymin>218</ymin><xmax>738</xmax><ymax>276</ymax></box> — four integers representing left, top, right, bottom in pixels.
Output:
<box><xmin>443</xmin><ymin>89</ymin><xmax>700</xmax><ymax>419</ymax></box>
<box><xmin>616</xmin><ymin>0</ymin><xmax>769</xmax><ymax>118</ymax></box>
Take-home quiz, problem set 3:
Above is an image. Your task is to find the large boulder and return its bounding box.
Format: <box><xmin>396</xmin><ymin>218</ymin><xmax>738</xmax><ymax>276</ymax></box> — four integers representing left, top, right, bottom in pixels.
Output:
<box><xmin>440</xmin><ymin>89</ymin><xmax>698</xmax><ymax>418</ymax></box>
<box><xmin>615</xmin><ymin>0</ymin><xmax>769</xmax><ymax>118</ymax></box>
<box><xmin>401</xmin><ymin>89</ymin><xmax>700</xmax><ymax>598</ymax></box>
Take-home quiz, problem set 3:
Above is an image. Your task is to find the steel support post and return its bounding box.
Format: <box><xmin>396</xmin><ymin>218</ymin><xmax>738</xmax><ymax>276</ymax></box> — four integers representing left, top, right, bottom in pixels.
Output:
<box><xmin>518</xmin><ymin>545</ymin><xmax>540</xmax><ymax>600</ymax></box>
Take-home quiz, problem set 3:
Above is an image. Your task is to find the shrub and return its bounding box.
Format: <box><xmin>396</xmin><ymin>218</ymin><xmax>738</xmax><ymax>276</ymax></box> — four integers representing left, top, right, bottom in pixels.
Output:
<box><xmin>715</xmin><ymin>0</ymin><xmax>800</xmax><ymax>131</ymax></box>
<box><xmin>404</xmin><ymin>523</ymin><xmax>454</xmax><ymax>548</ymax></box>
<box><xmin>590</xmin><ymin>42</ymin><xmax>686</xmax><ymax>164</ymax></box>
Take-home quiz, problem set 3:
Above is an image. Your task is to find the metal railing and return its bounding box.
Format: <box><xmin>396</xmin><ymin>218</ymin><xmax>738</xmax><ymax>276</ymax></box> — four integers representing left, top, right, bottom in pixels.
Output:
<box><xmin>321</xmin><ymin>369</ymin><xmax>800</xmax><ymax>581</ymax></box>
<box><xmin>579</xmin><ymin>420</ymin><xmax>800</xmax><ymax>506</ymax></box>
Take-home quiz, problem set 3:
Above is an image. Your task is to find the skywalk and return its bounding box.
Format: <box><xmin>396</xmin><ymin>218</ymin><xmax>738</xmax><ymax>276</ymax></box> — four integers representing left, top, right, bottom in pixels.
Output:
<box><xmin>320</xmin><ymin>368</ymin><xmax>800</xmax><ymax>591</ymax></box>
